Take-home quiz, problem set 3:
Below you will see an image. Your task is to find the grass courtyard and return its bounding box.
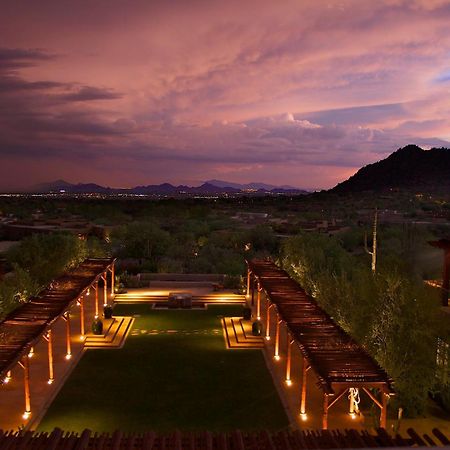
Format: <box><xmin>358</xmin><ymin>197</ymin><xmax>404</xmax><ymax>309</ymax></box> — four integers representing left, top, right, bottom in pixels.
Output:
<box><xmin>38</xmin><ymin>304</ymin><xmax>289</xmax><ymax>432</ymax></box>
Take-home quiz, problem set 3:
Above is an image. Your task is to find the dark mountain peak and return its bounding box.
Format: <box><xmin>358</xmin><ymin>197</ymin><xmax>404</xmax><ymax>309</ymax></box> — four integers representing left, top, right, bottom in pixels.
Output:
<box><xmin>331</xmin><ymin>145</ymin><xmax>450</xmax><ymax>194</ymax></box>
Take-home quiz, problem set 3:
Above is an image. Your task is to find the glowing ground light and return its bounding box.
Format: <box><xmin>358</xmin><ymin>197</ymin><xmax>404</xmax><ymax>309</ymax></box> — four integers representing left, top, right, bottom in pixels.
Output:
<box><xmin>22</xmin><ymin>411</ymin><xmax>31</xmax><ymax>420</ymax></box>
<box><xmin>274</xmin><ymin>355</ymin><xmax>280</xmax><ymax>361</ymax></box>
<box><xmin>265</xmin><ymin>336</ymin><xmax>271</xmax><ymax>341</ymax></box>
<box><xmin>65</xmin><ymin>353</ymin><xmax>72</xmax><ymax>360</ymax></box>
<box><xmin>349</xmin><ymin>412</ymin><xmax>357</xmax><ymax>420</ymax></box>
<box><xmin>285</xmin><ymin>379</ymin><xmax>292</xmax><ymax>386</ymax></box>
<box><xmin>3</xmin><ymin>376</ymin><xmax>11</xmax><ymax>384</ymax></box>
<box><xmin>300</xmin><ymin>413</ymin><xmax>307</xmax><ymax>421</ymax></box>
<box><xmin>47</xmin><ymin>378</ymin><xmax>54</xmax><ymax>385</ymax></box>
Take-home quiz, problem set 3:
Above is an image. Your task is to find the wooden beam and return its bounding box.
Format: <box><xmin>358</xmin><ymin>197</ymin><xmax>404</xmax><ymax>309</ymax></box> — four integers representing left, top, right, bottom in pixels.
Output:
<box><xmin>47</xmin><ymin>329</ymin><xmax>54</xmax><ymax>384</ymax></box>
<box><xmin>22</xmin><ymin>355</ymin><xmax>31</xmax><ymax>419</ymax></box>
<box><xmin>322</xmin><ymin>394</ymin><xmax>329</xmax><ymax>430</ymax></box>
<box><xmin>251</xmin><ymin>277</ymin><xmax>255</xmax><ymax>306</ymax></box>
<box><xmin>274</xmin><ymin>316</ymin><xmax>281</xmax><ymax>360</ymax></box>
<box><xmin>327</xmin><ymin>388</ymin><xmax>348</xmax><ymax>410</ymax></box>
<box><xmin>64</xmin><ymin>312</ymin><xmax>72</xmax><ymax>359</ymax></box>
<box><xmin>362</xmin><ymin>387</ymin><xmax>382</xmax><ymax>409</ymax></box>
<box><xmin>285</xmin><ymin>337</ymin><xmax>294</xmax><ymax>384</ymax></box>
<box><xmin>80</xmin><ymin>296</ymin><xmax>85</xmax><ymax>339</ymax></box>
<box><xmin>300</xmin><ymin>358</ymin><xmax>309</xmax><ymax>416</ymax></box>
<box><xmin>103</xmin><ymin>274</ymin><xmax>107</xmax><ymax>306</ymax></box>
<box><xmin>265</xmin><ymin>302</ymin><xmax>272</xmax><ymax>340</ymax></box>
<box><xmin>380</xmin><ymin>389</ymin><xmax>389</xmax><ymax>429</ymax></box>
<box><xmin>110</xmin><ymin>263</ymin><xmax>115</xmax><ymax>297</ymax></box>
<box><xmin>256</xmin><ymin>282</ymin><xmax>261</xmax><ymax>320</ymax></box>
<box><xmin>94</xmin><ymin>281</ymin><xmax>99</xmax><ymax>318</ymax></box>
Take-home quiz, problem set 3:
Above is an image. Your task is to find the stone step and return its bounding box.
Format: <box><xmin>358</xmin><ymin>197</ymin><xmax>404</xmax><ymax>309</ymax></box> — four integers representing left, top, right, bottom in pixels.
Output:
<box><xmin>85</xmin><ymin>317</ymin><xmax>134</xmax><ymax>349</ymax></box>
<box><xmin>222</xmin><ymin>317</ymin><xmax>264</xmax><ymax>349</ymax></box>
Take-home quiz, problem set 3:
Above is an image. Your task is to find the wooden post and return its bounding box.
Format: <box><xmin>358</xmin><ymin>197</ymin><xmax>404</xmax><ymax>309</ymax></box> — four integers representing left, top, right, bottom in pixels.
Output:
<box><xmin>380</xmin><ymin>389</ymin><xmax>388</xmax><ymax>429</ymax></box>
<box><xmin>65</xmin><ymin>312</ymin><xmax>72</xmax><ymax>359</ymax></box>
<box><xmin>251</xmin><ymin>277</ymin><xmax>255</xmax><ymax>306</ymax></box>
<box><xmin>300</xmin><ymin>358</ymin><xmax>308</xmax><ymax>416</ymax></box>
<box><xmin>274</xmin><ymin>316</ymin><xmax>281</xmax><ymax>360</ymax></box>
<box><xmin>103</xmin><ymin>275</ymin><xmax>107</xmax><ymax>306</ymax></box>
<box><xmin>246</xmin><ymin>269</ymin><xmax>251</xmax><ymax>298</ymax></box>
<box><xmin>80</xmin><ymin>296</ymin><xmax>85</xmax><ymax>339</ymax></box>
<box><xmin>47</xmin><ymin>330</ymin><xmax>54</xmax><ymax>384</ymax></box>
<box><xmin>286</xmin><ymin>338</ymin><xmax>293</xmax><ymax>384</ymax></box>
<box><xmin>322</xmin><ymin>394</ymin><xmax>329</xmax><ymax>430</ymax></box>
<box><xmin>265</xmin><ymin>302</ymin><xmax>271</xmax><ymax>340</ymax></box>
<box><xmin>111</xmin><ymin>263</ymin><xmax>115</xmax><ymax>297</ymax></box>
<box><xmin>22</xmin><ymin>355</ymin><xmax>31</xmax><ymax>418</ymax></box>
<box><xmin>95</xmin><ymin>281</ymin><xmax>99</xmax><ymax>317</ymax></box>
<box><xmin>256</xmin><ymin>282</ymin><xmax>261</xmax><ymax>320</ymax></box>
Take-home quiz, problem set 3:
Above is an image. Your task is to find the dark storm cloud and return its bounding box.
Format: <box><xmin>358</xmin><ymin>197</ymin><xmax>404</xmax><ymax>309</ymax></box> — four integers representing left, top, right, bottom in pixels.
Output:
<box><xmin>60</xmin><ymin>86</ymin><xmax>122</xmax><ymax>102</ymax></box>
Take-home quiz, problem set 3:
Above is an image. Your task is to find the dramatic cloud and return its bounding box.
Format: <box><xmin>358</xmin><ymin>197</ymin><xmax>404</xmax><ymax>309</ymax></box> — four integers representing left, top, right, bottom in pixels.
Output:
<box><xmin>0</xmin><ymin>0</ymin><xmax>449</xmax><ymax>190</ymax></box>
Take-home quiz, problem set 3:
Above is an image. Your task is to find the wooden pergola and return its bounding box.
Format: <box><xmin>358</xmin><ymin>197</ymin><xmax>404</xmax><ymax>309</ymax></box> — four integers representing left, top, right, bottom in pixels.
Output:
<box><xmin>0</xmin><ymin>258</ymin><xmax>115</xmax><ymax>421</ymax></box>
<box><xmin>246</xmin><ymin>259</ymin><xmax>394</xmax><ymax>429</ymax></box>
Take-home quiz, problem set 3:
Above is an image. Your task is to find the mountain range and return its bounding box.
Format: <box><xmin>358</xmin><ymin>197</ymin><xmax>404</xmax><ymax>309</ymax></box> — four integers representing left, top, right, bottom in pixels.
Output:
<box><xmin>29</xmin><ymin>180</ymin><xmax>308</xmax><ymax>196</ymax></box>
<box><xmin>332</xmin><ymin>145</ymin><xmax>450</xmax><ymax>194</ymax></box>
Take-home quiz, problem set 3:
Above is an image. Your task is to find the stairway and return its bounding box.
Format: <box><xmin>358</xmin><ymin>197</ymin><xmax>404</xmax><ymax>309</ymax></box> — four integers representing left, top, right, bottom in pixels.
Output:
<box><xmin>222</xmin><ymin>317</ymin><xmax>264</xmax><ymax>349</ymax></box>
<box><xmin>85</xmin><ymin>316</ymin><xmax>134</xmax><ymax>349</ymax></box>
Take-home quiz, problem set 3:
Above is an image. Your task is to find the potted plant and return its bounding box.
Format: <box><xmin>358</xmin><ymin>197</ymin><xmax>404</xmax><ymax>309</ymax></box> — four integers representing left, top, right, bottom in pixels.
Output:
<box><xmin>92</xmin><ymin>318</ymin><xmax>103</xmax><ymax>335</ymax></box>
<box><xmin>103</xmin><ymin>304</ymin><xmax>113</xmax><ymax>319</ymax></box>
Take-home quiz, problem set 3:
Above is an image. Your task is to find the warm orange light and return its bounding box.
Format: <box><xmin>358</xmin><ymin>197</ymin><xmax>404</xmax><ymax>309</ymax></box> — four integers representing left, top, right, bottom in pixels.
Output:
<box><xmin>285</xmin><ymin>379</ymin><xmax>292</xmax><ymax>386</ymax></box>
<box><xmin>28</xmin><ymin>349</ymin><xmax>34</xmax><ymax>358</ymax></box>
<box><xmin>274</xmin><ymin>355</ymin><xmax>280</xmax><ymax>361</ymax></box>
<box><xmin>265</xmin><ymin>336</ymin><xmax>271</xmax><ymax>341</ymax></box>
<box><xmin>47</xmin><ymin>379</ymin><xmax>54</xmax><ymax>385</ymax></box>
<box><xmin>22</xmin><ymin>411</ymin><xmax>31</xmax><ymax>420</ymax></box>
<box><xmin>300</xmin><ymin>412</ymin><xmax>307</xmax><ymax>421</ymax></box>
<box><xmin>257</xmin><ymin>316</ymin><xmax>261</xmax><ymax>320</ymax></box>
<box><xmin>80</xmin><ymin>335</ymin><xmax>85</xmax><ymax>341</ymax></box>
<box><xmin>349</xmin><ymin>412</ymin><xmax>357</xmax><ymax>420</ymax></box>
<box><xmin>65</xmin><ymin>353</ymin><xmax>72</xmax><ymax>360</ymax></box>
<box><xmin>3</xmin><ymin>376</ymin><xmax>11</xmax><ymax>384</ymax></box>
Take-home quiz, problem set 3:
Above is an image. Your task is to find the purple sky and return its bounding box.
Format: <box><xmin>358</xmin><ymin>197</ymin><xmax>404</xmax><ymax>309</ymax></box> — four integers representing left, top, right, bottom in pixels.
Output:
<box><xmin>1</xmin><ymin>0</ymin><xmax>450</xmax><ymax>190</ymax></box>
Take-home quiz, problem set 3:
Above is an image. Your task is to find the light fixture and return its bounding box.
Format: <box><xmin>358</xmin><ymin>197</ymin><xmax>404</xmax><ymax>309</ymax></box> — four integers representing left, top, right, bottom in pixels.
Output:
<box><xmin>22</xmin><ymin>411</ymin><xmax>31</xmax><ymax>420</ymax></box>
<box><xmin>285</xmin><ymin>379</ymin><xmax>292</xmax><ymax>386</ymax></box>
<box><xmin>274</xmin><ymin>355</ymin><xmax>280</xmax><ymax>361</ymax></box>
<box><xmin>300</xmin><ymin>412</ymin><xmax>307</xmax><ymax>421</ymax></box>
<box><xmin>65</xmin><ymin>353</ymin><xmax>72</xmax><ymax>360</ymax></box>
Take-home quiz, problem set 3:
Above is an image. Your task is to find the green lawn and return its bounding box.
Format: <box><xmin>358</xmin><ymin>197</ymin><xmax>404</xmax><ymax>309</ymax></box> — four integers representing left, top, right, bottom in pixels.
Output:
<box><xmin>38</xmin><ymin>304</ymin><xmax>288</xmax><ymax>432</ymax></box>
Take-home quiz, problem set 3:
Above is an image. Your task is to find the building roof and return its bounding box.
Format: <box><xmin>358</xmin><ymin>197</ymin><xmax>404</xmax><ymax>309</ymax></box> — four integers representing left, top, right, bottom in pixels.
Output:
<box><xmin>0</xmin><ymin>427</ymin><xmax>447</xmax><ymax>449</ymax></box>
<box><xmin>0</xmin><ymin>258</ymin><xmax>114</xmax><ymax>381</ymax></box>
<box><xmin>247</xmin><ymin>259</ymin><xmax>394</xmax><ymax>394</ymax></box>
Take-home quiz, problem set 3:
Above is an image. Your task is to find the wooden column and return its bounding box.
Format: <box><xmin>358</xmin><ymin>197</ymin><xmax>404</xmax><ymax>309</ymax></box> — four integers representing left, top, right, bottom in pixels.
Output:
<box><xmin>46</xmin><ymin>329</ymin><xmax>54</xmax><ymax>384</ymax></box>
<box><xmin>22</xmin><ymin>355</ymin><xmax>31</xmax><ymax>419</ymax></box>
<box><xmin>380</xmin><ymin>389</ymin><xmax>388</xmax><ymax>429</ymax></box>
<box><xmin>300</xmin><ymin>358</ymin><xmax>308</xmax><ymax>417</ymax></box>
<box><xmin>95</xmin><ymin>282</ymin><xmax>99</xmax><ymax>318</ymax></box>
<box><xmin>246</xmin><ymin>269</ymin><xmax>251</xmax><ymax>298</ymax></box>
<box><xmin>265</xmin><ymin>302</ymin><xmax>271</xmax><ymax>340</ymax></box>
<box><xmin>80</xmin><ymin>296</ymin><xmax>85</xmax><ymax>339</ymax></box>
<box><xmin>251</xmin><ymin>277</ymin><xmax>255</xmax><ymax>306</ymax></box>
<box><xmin>256</xmin><ymin>282</ymin><xmax>261</xmax><ymax>320</ymax></box>
<box><xmin>274</xmin><ymin>316</ymin><xmax>281</xmax><ymax>360</ymax></box>
<box><xmin>110</xmin><ymin>264</ymin><xmax>115</xmax><ymax>297</ymax></box>
<box><xmin>322</xmin><ymin>394</ymin><xmax>329</xmax><ymax>430</ymax></box>
<box><xmin>103</xmin><ymin>275</ymin><xmax>107</xmax><ymax>306</ymax></box>
<box><xmin>285</xmin><ymin>338</ymin><xmax>294</xmax><ymax>384</ymax></box>
<box><xmin>65</xmin><ymin>312</ymin><xmax>72</xmax><ymax>359</ymax></box>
